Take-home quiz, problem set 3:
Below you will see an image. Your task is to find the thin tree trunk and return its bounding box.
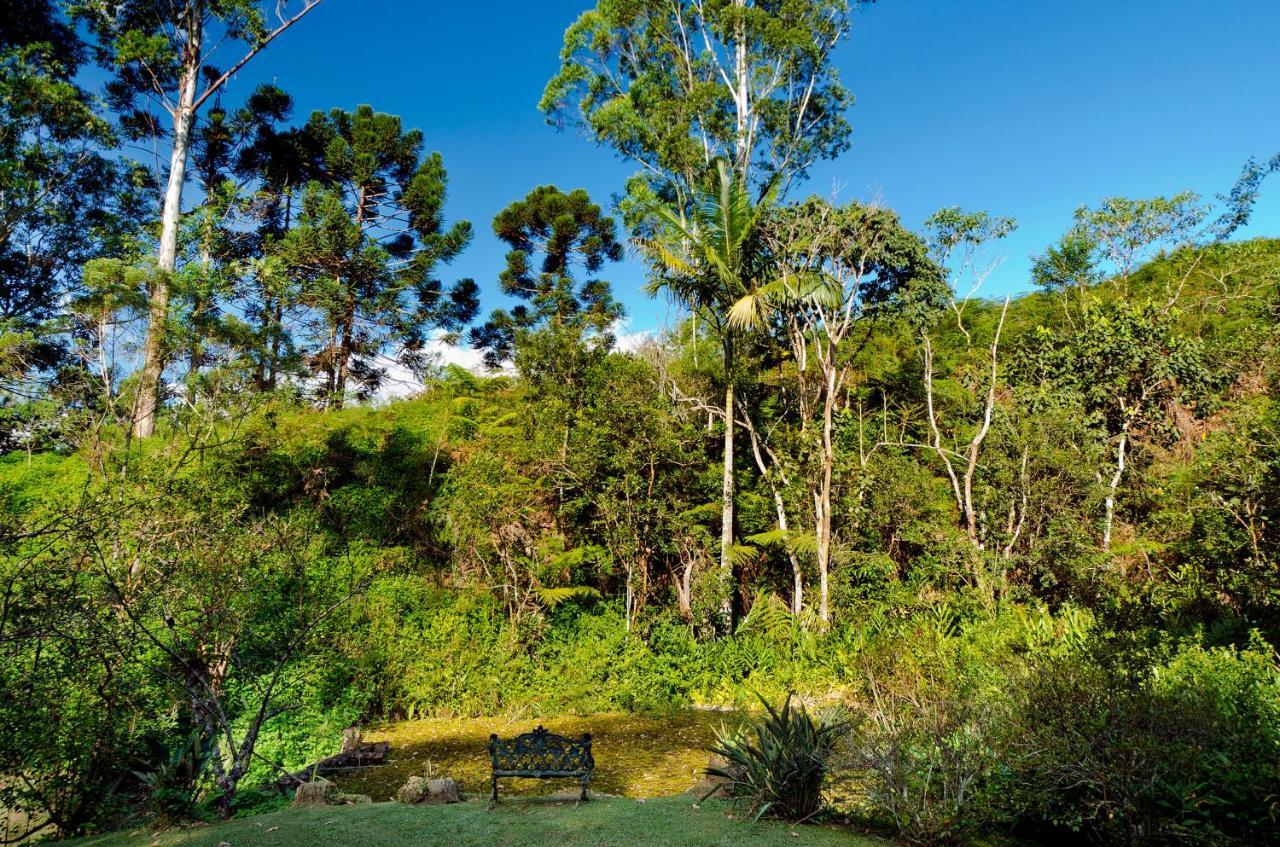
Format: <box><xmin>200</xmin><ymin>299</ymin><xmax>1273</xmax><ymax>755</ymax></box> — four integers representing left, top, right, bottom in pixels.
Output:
<box><xmin>132</xmin><ymin>4</ymin><xmax>203</xmax><ymax>438</ymax></box>
<box><xmin>1103</xmin><ymin>429</ymin><xmax>1128</xmax><ymax>551</ymax></box>
<box><xmin>624</xmin><ymin>562</ymin><xmax>635</xmax><ymax>633</ymax></box>
<box><xmin>188</xmin><ymin>293</ymin><xmax>205</xmax><ymax>378</ymax></box>
<box><xmin>673</xmin><ymin>544</ymin><xmax>695</xmax><ymax>624</ymax></box>
<box><xmin>814</xmin><ymin>363</ymin><xmax>837</xmax><ymax>625</ymax></box>
<box><xmin>268</xmin><ymin>298</ymin><xmax>282</xmax><ymax>390</ymax></box>
<box><xmin>1002</xmin><ymin>445</ymin><xmax>1030</xmax><ymax>558</ymax></box>
<box><xmin>189</xmin><ymin>202</ymin><xmax>216</xmax><ymax>380</ymax></box>
<box><xmin>330</xmin><ymin>186</ymin><xmax>366</xmax><ymax>410</ymax></box>
<box><xmin>255</xmin><ymin>291</ymin><xmax>273</xmax><ymax>390</ymax></box>
<box><xmin>98</xmin><ymin>308</ymin><xmax>112</xmax><ymax>408</ymax></box>
<box><xmin>333</xmin><ymin>311</ymin><xmax>352</xmax><ymax>409</ymax></box>
<box><xmin>960</xmin><ymin>297</ymin><xmax>1009</xmax><ymax>547</ymax></box>
<box><xmin>266</xmin><ymin>190</ymin><xmax>292</xmax><ymax>390</ymax></box>
<box><xmin>742</xmin><ymin>412</ymin><xmax>802</xmax><ymax>614</ymax></box>
<box><xmin>719</xmin><ymin>372</ymin><xmax>735</xmax><ymax>630</ymax></box>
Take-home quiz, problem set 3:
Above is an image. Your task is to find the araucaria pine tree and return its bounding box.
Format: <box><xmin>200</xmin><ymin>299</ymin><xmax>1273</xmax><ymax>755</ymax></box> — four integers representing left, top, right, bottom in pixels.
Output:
<box><xmin>277</xmin><ymin>105</ymin><xmax>478</xmax><ymax>408</ymax></box>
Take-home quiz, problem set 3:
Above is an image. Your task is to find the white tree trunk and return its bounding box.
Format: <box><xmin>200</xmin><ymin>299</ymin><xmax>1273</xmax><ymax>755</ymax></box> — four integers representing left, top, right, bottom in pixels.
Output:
<box><xmin>814</xmin><ymin>365</ymin><xmax>838</xmax><ymax>624</ymax></box>
<box><xmin>743</xmin><ymin>413</ymin><xmax>802</xmax><ymax>614</ymax></box>
<box><xmin>132</xmin><ymin>10</ymin><xmax>203</xmax><ymax>438</ymax></box>
<box><xmin>719</xmin><ymin>375</ymin><xmax>735</xmax><ymax>629</ymax></box>
<box><xmin>1103</xmin><ymin>430</ymin><xmax>1128</xmax><ymax>551</ymax></box>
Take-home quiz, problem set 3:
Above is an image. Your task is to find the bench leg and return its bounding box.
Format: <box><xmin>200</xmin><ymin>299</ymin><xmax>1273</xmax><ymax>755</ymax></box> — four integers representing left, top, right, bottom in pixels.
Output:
<box><xmin>580</xmin><ymin>772</ymin><xmax>591</xmax><ymax>802</ymax></box>
<box><xmin>490</xmin><ymin>775</ymin><xmax>498</xmax><ymax>807</ymax></box>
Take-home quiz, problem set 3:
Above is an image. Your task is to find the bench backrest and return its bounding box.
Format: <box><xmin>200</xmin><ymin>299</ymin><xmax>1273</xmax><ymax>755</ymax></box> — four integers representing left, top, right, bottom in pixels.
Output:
<box><xmin>489</xmin><ymin>726</ymin><xmax>593</xmax><ymax>774</ymax></box>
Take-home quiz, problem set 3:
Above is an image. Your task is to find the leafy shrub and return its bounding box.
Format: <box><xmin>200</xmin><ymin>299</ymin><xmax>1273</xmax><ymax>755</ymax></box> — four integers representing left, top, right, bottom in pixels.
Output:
<box><xmin>706</xmin><ymin>694</ymin><xmax>847</xmax><ymax>821</ymax></box>
<box><xmin>844</xmin><ymin>631</ymin><xmax>1016</xmax><ymax>845</ymax></box>
<box><xmin>1009</xmin><ymin>637</ymin><xmax>1280</xmax><ymax>846</ymax></box>
<box><xmin>133</xmin><ymin>729</ymin><xmax>214</xmax><ymax>822</ymax></box>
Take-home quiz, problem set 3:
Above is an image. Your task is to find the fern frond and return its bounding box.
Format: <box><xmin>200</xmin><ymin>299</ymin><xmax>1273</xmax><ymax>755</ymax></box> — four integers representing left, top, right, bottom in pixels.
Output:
<box><xmin>728</xmin><ymin>542</ymin><xmax>759</xmax><ymax>568</ymax></box>
<box><xmin>534</xmin><ymin>585</ymin><xmax>601</xmax><ymax>608</ymax></box>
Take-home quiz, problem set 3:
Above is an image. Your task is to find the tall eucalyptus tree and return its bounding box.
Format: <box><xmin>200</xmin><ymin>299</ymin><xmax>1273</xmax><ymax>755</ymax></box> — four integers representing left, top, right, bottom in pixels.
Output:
<box><xmin>77</xmin><ymin>0</ymin><xmax>329</xmax><ymax>436</ymax></box>
<box><xmin>542</xmin><ymin>0</ymin><xmax>863</xmax><ymax>207</ymax></box>
<box><xmin>734</xmin><ymin>198</ymin><xmax>935</xmax><ymax>621</ymax></box>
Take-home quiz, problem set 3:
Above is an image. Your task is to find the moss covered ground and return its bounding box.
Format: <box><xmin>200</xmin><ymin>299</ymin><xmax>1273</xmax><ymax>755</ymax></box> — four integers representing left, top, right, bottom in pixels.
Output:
<box><xmin>329</xmin><ymin>710</ymin><xmax>739</xmax><ymax>801</ymax></box>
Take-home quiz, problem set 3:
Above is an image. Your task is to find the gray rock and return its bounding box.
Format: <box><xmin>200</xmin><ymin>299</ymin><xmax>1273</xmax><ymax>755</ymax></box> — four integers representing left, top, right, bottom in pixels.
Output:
<box><xmin>292</xmin><ymin>778</ymin><xmax>335</xmax><ymax>807</ymax></box>
<box><xmin>396</xmin><ymin>775</ymin><xmax>462</xmax><ymax>805</ymax></box>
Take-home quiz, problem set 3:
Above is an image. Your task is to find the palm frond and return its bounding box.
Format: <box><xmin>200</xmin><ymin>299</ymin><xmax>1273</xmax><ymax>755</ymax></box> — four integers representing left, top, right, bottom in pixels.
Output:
<box><xmin>546</xmin><ymin>544</ymin><xmax>608</xmax><ymax>569</ymax></box>
<box><xmin>745</xmin><ymin>528</ymin><xmax>818</xmax><ymax>558</ymax></box>
<box><xmin>738</xmin><ymin>590</ymin><xmax>794</xmax><ymax>640</ymax></box>
<box><xmin>784</xmin><ymin>533</ymin><xmax>819</xmax><ymax>558</ymax></box>
<box><xmin>745</xmin><ymin>529</ymin><xmax>791</xmax><ymax>547</ymax></box>
<box><xmin>729</xmin><ymin>290</ymin><xmax>767</xmax><ymax>328</ymax></box>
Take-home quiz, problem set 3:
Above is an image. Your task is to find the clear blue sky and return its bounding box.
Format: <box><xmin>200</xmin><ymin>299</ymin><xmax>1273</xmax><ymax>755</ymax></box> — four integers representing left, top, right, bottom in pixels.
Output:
<box><xmin>231</xmin><ymin>0</ymin><xmax>1280</xmax><ymax>336</ymax></box>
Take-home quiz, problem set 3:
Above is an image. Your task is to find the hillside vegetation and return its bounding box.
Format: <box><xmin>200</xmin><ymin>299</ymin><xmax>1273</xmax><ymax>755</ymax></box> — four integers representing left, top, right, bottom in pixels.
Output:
<box><xmin>5</xmin><ymin>239</ymin><xmax>1280</xmax><ymax>845</ymax></box>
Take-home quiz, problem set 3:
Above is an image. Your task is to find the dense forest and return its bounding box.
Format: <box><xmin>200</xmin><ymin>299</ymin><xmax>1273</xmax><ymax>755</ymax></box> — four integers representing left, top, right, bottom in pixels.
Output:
<box><xmin>2</xmin><ymin>1</ymin><xmax>1279</xmax><ymax>846</ymax></box>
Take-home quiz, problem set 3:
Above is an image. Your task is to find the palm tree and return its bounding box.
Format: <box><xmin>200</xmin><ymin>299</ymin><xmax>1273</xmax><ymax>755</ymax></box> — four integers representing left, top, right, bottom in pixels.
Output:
<box><xmin>640</xmin><ymin>160</ymin><xmax>774</xmax><ymax>629</ymax></box>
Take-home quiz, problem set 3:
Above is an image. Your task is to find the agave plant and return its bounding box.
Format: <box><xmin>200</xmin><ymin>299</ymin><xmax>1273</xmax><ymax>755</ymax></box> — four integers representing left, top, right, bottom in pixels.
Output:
<box><xmin>706</xmin><ymin>694</ymin><xmax>848</xmax><ymax>821</ymax></box>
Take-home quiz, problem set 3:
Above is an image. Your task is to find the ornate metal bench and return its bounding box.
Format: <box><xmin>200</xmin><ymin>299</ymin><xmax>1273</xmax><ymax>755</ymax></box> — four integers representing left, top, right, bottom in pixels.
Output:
<box><xmin>488</xmin><ymin>726</ymin><xmax>594</xmax><ymax>803</ymax></box>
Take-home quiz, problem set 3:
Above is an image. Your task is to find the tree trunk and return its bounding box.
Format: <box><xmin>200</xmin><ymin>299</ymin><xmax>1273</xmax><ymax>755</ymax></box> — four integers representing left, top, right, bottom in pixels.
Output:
<box><xmin>333</xmin><ymin>311</ymin><xmax>352</xmax><ymax>409</ymax></box>
<box><xmin>188</xmin><ymin>294</ymin><xmax>204</xmax><ymax>378</ymax></box>
<box><xmin>97</xmin><ymin>308</ymin><xmax>112</xmax><ymax>408</ymax></box>
<box><xmin>814</xmin><ymin>366</ymin><xmax>837</xmax><ymax>625</ymax></box>
<box><xmin>624</xmin><ymin>562</ymin><xmax>634</xmax><ymax>633</ymax></box>
<box><xmin>1103</xmin><ymin>430</ymin><xmax>1128</xmax><ymax>551</ymax></box>
<box><xmin>769</xmin><ymin>483</ymin><xmax>802</xmax><ymax>616</ymax></box>
<box><xmin>741</xmin><ymin>410</ymin><xmax>802</xmax><ymax>614</ymax></box>
<box><xmin>731</xmin><ymin>0</ymin><xmax>750</xmax><ymax>175</ymax></box>
<box><xmin>268</xmin><ymin>298</ymin><xmax>282</xmax><ymax>390</ymax></box>
<box><xmin>329</xmin><ymin>186</ymin><xmax>366</xmax><ymax>410</ymax></box>
<box><xmin>264</xmin><ymin>190</ymin><xmax>292</xmax><ymax>390</ymax></box>
<box><xmin>719</xmin><ymin>342</ymin><xmax>736</xmax><ymax>631</ymax></box>
<box><xmin>132</xmin><ymin>2</ymin><xmax>203</xmax><ymax>438</ymax></box>
<box><xmin>255</xmin><ymin>291</ymin><xmax>273</xmax><ymax>390</ymax></box>
<box><xmin>673</xmin><ymin>554</ymin><xmax>694</xmax><ymax>624</ymax></box>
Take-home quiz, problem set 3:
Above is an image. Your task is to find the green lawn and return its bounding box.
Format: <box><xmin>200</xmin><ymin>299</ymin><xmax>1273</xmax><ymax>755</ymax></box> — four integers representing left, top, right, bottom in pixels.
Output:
<box><xmin>70</xmin><ymin>797</ymin><xmax>886</xmax><ymax>847</ymax></box>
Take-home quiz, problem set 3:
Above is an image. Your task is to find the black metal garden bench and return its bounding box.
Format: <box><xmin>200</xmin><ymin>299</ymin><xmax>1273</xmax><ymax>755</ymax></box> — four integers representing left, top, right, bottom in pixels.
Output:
<box><xmin>488</xmin><ymin>726</ymin><xmax>594</xmax><ymax>803</ymax></box>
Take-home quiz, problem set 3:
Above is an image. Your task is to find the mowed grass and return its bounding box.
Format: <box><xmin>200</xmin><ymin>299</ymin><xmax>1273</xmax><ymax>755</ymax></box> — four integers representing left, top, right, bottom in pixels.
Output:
<box><xmin>69</xmin><ymin>797</ymin><xmax>886</xmax><ymax>847</ymax></box>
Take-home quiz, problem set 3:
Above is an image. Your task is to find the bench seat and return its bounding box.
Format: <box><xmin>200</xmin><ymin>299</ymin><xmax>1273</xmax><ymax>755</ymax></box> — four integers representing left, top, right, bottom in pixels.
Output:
<box><xmin>488</xmin><ymin>726</ymin><xmax>594</xmax><ymax>803</ymax></box>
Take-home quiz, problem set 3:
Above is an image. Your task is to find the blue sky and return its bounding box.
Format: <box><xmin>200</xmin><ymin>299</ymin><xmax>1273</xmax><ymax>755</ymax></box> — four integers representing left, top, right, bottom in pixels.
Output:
<box><xmin>230</xmin><ymin>0</ymin><xmax>1280</xmax><ymax>338</ymax></box>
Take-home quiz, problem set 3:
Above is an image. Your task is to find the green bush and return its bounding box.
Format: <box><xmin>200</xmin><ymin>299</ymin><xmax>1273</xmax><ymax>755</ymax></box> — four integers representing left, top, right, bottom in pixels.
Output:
<box><xmin>706</xmin><ymin>694</ymin><xmax>847</xmax><ymax>821</ymax></box>
<box><xmin>1008</xmin><ymin>637</ymin><xmax>1280</xmax><ymax>846</ymax></box>
<box><xmin>844</xmin><ymin>628</ymin><xmax>1018</xmax><ymax>846</ymax></box>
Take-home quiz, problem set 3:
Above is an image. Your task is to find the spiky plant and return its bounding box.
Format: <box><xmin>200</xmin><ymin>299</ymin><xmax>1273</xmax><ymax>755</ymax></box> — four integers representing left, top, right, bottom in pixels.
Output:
<box><xmin>706</xmin><ymin>694</ymin><xmax>848</xmax><ymax>821</ymax></box>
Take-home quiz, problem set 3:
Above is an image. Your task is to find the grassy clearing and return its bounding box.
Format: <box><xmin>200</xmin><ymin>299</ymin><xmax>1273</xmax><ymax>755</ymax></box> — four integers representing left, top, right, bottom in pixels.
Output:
<box><xmin>69</xmin><ymin>797</ymin><xmax>886</xmax><ymax>847</ymax></box>
<box><xmin>330</xmin><ymin>710</ymin><xmax>739</xmax><ymax>801</ymax></box>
